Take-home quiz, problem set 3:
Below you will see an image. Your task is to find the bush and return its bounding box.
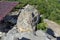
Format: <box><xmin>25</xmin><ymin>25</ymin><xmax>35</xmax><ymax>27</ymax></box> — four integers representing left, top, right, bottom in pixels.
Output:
<box><xmin>37</xmin><ymin>22</ymin><xmax>47</xmax><ymax>31</ymax></box>
<box><xmin>36</xmin><ymin>15</ymin><xmax>47</xmax><ymax>31</ymax></box>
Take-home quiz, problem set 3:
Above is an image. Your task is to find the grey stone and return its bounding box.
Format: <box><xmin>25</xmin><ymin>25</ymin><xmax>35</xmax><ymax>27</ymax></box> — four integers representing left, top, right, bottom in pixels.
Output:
<box><xmin>44</xmin><ymin>19</ymin><xmax>60</xmax><ymax>37</ymax></box>
<box><xmin>36</xmin><ymin>30</ymin><xmax>47</xmax><ymax>37</ymax></box>
<box><xmin>1</xmin><ymin>27</ymin><xmax>20</xmax><ymax>40</ymax></box>
<box><xmin>1</xmin><ymin>4</ymin><xmax>51</xmax><ymax>40</ymax></box>
<box><xmin>17</xmin><ymin>4</ymin><xmax>40</xmax><ymax>33</ymax></box>
<box><xmin>1</xmin><ymin>27</ymin><xmax>50</xmax><ymax>40</ymax></box>
<box><xmin>0</xmin><ymin>32</ymin><xmax>5</xmax><ymax>38</ymax></box>
<box><xmin>46</xmin><ymin>34</ymin><xmax>56</xmax><ymax>40</ymax></box>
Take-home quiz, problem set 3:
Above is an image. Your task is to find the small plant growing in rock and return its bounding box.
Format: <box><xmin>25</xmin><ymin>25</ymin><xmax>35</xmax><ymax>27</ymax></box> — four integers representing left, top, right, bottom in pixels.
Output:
<box><xmin>37</xmin><ymin>22</ymin><xmax>47</xmax><ymax>31</ymax></box>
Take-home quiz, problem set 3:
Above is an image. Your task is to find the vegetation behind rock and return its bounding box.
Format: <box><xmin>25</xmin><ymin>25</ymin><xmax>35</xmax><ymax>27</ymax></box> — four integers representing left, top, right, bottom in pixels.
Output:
<box><xmin>4</xmin><ymin>0</ymin><xmax>60</xmax><ymax>30</ymax></box>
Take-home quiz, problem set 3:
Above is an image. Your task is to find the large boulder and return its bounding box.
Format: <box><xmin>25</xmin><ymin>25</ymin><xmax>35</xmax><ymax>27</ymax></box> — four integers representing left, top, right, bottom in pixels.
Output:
<box><xmin>17</xmin><ymin>4</ymin><xmax>40</xmax><ymax>33</ymax></box>
<box><xmin>1</xmin><ymin>4</ymin><xmax>50</xmax><ymax>40</ymax></box>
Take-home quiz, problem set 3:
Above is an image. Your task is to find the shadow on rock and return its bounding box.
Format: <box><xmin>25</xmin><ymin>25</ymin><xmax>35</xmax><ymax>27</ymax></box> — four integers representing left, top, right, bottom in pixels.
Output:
<box><xmin>46</xmin><ymin>28</ymin><xmax>56</xmax><ymax>37</ymax></box>
<box><xmin>0</xmin><ymin>12</ymin><xmax>20</xmax><ymax>33</ymax></box>
<box><xmin>57</xmin><ymin>37</ymin><xmax>60</xmax><ymax>40</ymax></box>
<box><xmin>46</xmin><ymin>28</ymin><xmax>60</xmax><ymax>40</ymax></box>
<box><xmin>18</xmin><ymin>37</ymin><xmax>30</xmax><ymax>40</ymax></box>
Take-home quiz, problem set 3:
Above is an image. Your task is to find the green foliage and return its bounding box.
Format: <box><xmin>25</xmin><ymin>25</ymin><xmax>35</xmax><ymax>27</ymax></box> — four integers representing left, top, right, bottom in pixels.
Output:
<box><xmin>37</xmin><ymin>16</ymin><xmax>47</xmax><ymax>31</ymax></box>
<box><xmin>37</xmin><ymin>22</ymin><xmax>47</xmax><ymax>31</ymax></box>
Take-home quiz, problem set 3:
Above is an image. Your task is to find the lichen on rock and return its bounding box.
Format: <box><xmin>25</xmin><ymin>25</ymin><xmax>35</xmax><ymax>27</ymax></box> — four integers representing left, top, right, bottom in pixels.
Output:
<box><xmin>17</xmin><ymin>4</ymin><xmax>40</xmax><ymax>33</ymax></box>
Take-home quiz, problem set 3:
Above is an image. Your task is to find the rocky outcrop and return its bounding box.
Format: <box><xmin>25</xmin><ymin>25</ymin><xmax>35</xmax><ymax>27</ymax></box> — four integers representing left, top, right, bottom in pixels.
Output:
<box><xmin>1</xmin><ymin>4</ymin><xmax>55</xmax><ymax>40</ymax></box>
<box><xmin>17</xmin><ymin>4</ymin><xmax>40</xmax><ymax>33</ymax></box>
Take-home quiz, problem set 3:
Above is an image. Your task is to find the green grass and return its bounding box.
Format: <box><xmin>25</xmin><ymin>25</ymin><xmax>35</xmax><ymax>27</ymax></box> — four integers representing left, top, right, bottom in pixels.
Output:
<box><xmin>37</xmin><ymin>22</ymin><xmax>47</xmax><ymax>31</ymax></box>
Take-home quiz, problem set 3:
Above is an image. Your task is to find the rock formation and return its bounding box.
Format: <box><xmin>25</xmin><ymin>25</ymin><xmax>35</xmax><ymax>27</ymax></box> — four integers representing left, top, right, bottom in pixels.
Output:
<box><xmin>1</xmin><ymin>4</ymin><xmax>55</xmax><ymax>40</ymax></box>
<box><xmin>17</xmin><ymin>4</ymin><xmax>40</xmax><ymax>33</ymax></box>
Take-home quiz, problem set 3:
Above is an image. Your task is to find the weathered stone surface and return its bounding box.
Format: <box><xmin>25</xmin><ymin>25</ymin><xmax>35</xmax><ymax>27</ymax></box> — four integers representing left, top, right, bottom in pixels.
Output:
<box><xmin>1</xmin><ymin>27</ymin><xmax>19</xmax><ymax>40</ymax></box>
<box><xmin>17</xmin><ymin>4</ymin><xmax>40</xmax><ymax>33</ymax></box>
<box><xmin>44</xmin><ymin>19</ymin><xmax>60</xmax><ymax>37</ymax></box>
<box><xmin>0</xmin><ymin>32</ymin><xmax>5</xmax><ymax>38</ymax></box>
<box><xmin>1</xmin><ymin>27</ymin><xmax>50</xmax><ymax>40</ymax></box>
<box><xmin>1</xmin><ymin>4</ymin><xmax>54</xmax><ymax>40</ymax></box>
